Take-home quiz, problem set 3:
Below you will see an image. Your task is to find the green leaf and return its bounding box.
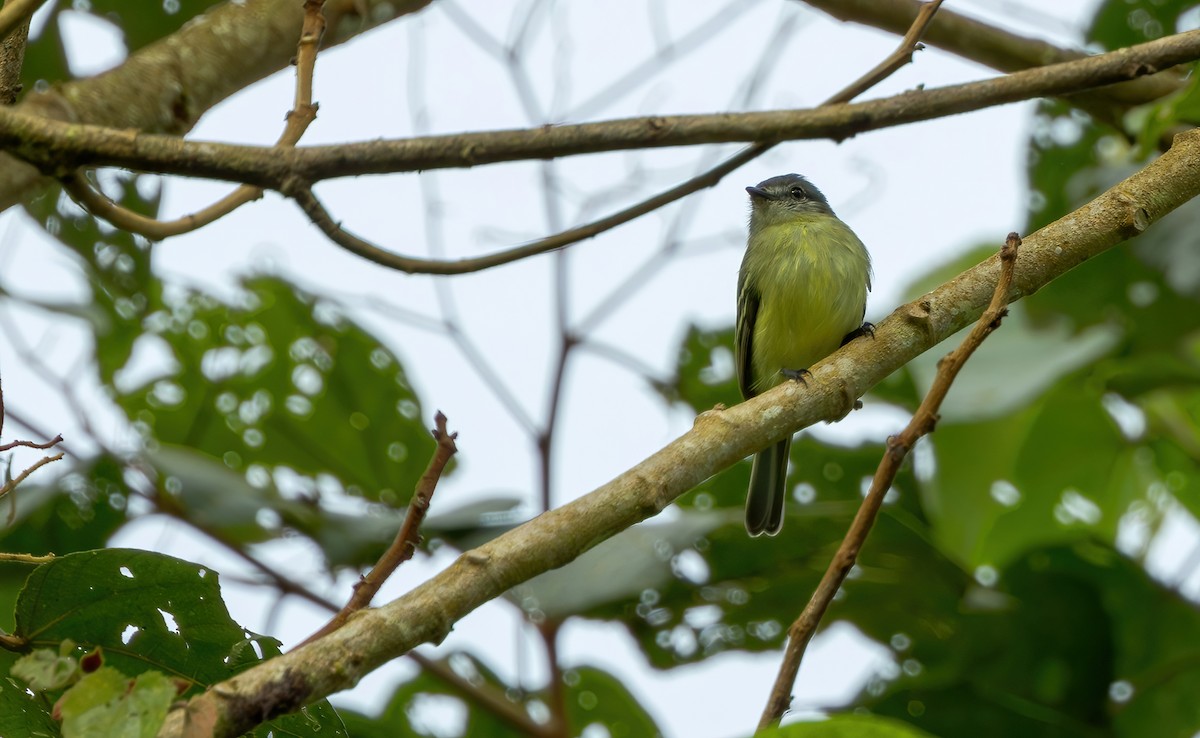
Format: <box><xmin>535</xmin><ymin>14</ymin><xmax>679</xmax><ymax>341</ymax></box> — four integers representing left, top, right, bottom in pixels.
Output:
<box><xmin>147</xmin><ymin>444</ymin><xmax>280</xmax><ymax>544</ymax></box>
<box><xmin>768</xmin><ymin>713</ymin><xmax>940</xmax><ymax>737</ymax></box>
<box><xmin>862</xmin><ymin>544</ymin><xmax>1200</xmax><ymax>738</ymax></box>
<box><xmin>925</xmin><ymin>376</ymin><xmax>1129</xmax><ymax>569</ymax></box>
<box><xmin>13</xmin><ymin>550</ymin><xmax>345</xmax><ymax>736</ymax></box>
<box><xmin>904</xmin><ymin>307</ymin><xmax>1119</xmax><ymax>423</ymax></box>
<box><xmin>58</xmin><ymin>667</ymin><xmax>175</xmax><ymax>738</ymax></box>
<box><xmin>563</xmin><ymin>665</ymin><xmax>660</xmax><ymax>738</ymax></box>
<box><xmin>118</xmin><ymin>276</ymin><xmax>437</xmax><ymax>503</ymax></box>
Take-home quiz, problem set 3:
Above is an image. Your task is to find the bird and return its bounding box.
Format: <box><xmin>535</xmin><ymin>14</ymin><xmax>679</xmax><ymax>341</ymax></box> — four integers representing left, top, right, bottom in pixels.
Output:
<box><xmin>736</xmin><ymin>173</ymin><xmax>872</xmax><ymax>536</ymax></box>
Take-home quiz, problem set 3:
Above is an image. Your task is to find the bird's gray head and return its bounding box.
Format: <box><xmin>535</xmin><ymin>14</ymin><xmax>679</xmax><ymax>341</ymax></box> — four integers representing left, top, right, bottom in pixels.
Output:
<box><xmin>746</xmin><ymin>174</ymin><xmax>835</xmax><ymax>225</ymax></box>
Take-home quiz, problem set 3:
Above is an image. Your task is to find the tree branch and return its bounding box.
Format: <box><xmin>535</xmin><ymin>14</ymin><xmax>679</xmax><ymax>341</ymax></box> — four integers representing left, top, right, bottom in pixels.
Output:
<box><xmin>757</xmin><ymin>233</ymin><xmax>1021</xmax><ymax>731</ymax></box>
<box><xmin>5</xmin><ymin>30</ymin><xmax>1198</xmax><ymax>190</ymax></box>
<box><xmin>0</xmin><ymin>0</ymin><xmax>34</xmax><ymax>105</ymax></box>
<box><xmin>154</xmin><ymin>122</ymin><xmax>1200</xmax><ymax>737</ymax></box>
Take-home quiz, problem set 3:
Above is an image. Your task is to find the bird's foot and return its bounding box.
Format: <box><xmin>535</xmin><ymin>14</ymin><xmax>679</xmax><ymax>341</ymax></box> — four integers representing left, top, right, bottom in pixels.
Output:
<box><xmin>780</xmin><ymin>367</ymin><xmax>812</xmax><ymax>384</ymax></box>
<box><xmin>840</xmin><ymin>321</ymin><xmax>876</xmax><ymax>346</ymax></box>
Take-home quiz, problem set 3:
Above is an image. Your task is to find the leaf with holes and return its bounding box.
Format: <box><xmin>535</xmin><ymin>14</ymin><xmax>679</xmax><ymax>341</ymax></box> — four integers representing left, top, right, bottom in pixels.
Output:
<box><xmin>12</xmin><ymin>549</ymin><xmax>344</xmax><ymax>737</ymax></box>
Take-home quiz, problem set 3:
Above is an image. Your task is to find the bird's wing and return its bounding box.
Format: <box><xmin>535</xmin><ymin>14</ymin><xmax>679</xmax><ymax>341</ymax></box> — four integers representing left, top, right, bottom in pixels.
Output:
<box><xmin>735</xmin><ymin>271</ymin><xmax>759</xmax><ymax>400</ymax></box>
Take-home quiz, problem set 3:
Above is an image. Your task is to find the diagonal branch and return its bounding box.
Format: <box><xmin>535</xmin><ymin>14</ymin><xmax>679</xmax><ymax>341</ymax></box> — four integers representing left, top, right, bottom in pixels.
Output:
<box><xmin>299</xmin><ymin>412</ymin><xmax>457</xmax><ymax>648</ymax></box>
<box><xmin>153</xmin><ymin>120</ymin><xmax>1200</xmax><ymax>737</ymax></box>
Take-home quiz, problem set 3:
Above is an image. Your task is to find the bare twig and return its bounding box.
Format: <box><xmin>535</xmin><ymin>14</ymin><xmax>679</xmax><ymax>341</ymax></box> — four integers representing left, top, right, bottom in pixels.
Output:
<box><xmin>299</xmin><ymin>412</ymin><xmax>457</xmax><ymax>647</ymax></box>
<box><xmin>0</xmin><ymin>551</ymin><xmax>54</xmax><ymax>563</ymax></box>
<box><xmin>0</xmin><ymin>433</ymin><xmax>63</xmax><ymax>452</ymax></box>
<box><xmin>61</xmin><ymin>0</ymin><xmax>327</xmax><ymax>240</ymax></box>
<box><xmin>2</xmin><ymin>451</ymin><xmax>65</xmax><ymax>522</ymax></box>
<box><xmin>756</xmin><ymin>233</ymin><xmax>1021</xmax><ymax>731</ymax></box>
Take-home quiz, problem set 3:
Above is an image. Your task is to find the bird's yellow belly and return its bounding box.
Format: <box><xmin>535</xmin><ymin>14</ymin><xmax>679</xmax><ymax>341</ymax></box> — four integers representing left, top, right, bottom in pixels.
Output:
<box><xmin>748</xmin><ymin>223</ymin><xmax>867</xmax><ymax>391</ymax></box>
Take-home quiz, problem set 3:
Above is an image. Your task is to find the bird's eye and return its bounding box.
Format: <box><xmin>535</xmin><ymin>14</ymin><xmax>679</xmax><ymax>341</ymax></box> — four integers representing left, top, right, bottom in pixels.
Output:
<box><xmin>789</xmin><ymin>186</ymin><xmax>807</xmax><ymax>200</ymax></box>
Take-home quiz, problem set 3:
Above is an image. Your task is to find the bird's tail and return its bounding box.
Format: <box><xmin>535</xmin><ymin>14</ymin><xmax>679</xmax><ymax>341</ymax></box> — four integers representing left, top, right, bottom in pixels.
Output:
<box><xmin>745</xmin><ymin>437</ymin><xmax>789</xmax><ymax>536</ymax></box>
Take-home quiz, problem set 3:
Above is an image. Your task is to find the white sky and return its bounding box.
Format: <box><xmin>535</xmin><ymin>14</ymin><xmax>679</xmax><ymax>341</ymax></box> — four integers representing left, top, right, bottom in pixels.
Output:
<box><xmin>0</xmin><ymin>1</ymin><xmax>1152</xmax><ymax>736</ymax></box>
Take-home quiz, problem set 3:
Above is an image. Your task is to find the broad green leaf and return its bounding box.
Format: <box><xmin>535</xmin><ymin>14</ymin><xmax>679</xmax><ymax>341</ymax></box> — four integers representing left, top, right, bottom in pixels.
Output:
<box><xmin>13</xmin><ymin>549</ymin><xmax>345</xmax><ymax>736</ymax></box>
<box><xmin>863</xmin><ymin>544</ymin><xmax>1200</xmax><ymax>738</ymax></box>
<box><xmin>147</xmin><ymin>444</ymin><xmax>280</xmax><ymax>544</ymax></box>
<box><xmin>664</xmin><ymin>323</ymin><xmax>739</xmax><ymax>414</ymax></box>
<box><xmin>926</xmin><ymin>377</ymin><xmax>1128</xmax><ymax>569</ymax></box>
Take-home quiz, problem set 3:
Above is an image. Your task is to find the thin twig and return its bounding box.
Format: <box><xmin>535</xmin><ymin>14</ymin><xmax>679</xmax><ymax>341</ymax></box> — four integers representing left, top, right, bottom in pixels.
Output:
<box><xmin>1</xmin><ymin>451</ymin><xmax>65</xmax><ymax>521</ymax></box>
<box><xmin>61</xmin><ymin>0</ymin><xmax>326</xmax><ymax>240</ymax></box>
<box><xmin>0</xmin><ymin>433</ymin><xmax>63</xmax><ymax>452</ymax></box>
<box><xmin>284</xmin><ymin>0</ymin><xmax>944</xmax><ymax>276</ymax></box>
<box><xmin>755</xmin><ymin>233</ymin><xmax>1022</xmax><ymax>731</ymax></box>
<box><xmin>0</xmin><ymin>551</ymin><xmax>55</xmax><ymax>563</ymax></box>
<box><xmin>0</xmin><ymin>552</ymin><xmax>53</xmax><ymax>564</ymax></box>
<box><xmin>299</xmin><ymin>412</ymin><xmax>458</xmax><ymax>647</ymax></box>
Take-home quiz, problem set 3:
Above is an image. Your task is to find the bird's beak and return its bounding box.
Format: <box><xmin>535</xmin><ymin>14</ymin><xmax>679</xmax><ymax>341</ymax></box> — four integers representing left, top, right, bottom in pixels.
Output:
<box><xmin>745</xmin><ymin>186</ymin><xmax>772</xmax><ymax>200</ymax></box>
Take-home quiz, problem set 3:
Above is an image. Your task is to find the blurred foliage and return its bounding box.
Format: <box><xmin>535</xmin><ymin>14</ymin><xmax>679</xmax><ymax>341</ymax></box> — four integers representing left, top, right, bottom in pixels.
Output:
<box><xmin>3</xmin><ymin>0</ymin><xmax>1200</xmax><ymax>737</ymax></box>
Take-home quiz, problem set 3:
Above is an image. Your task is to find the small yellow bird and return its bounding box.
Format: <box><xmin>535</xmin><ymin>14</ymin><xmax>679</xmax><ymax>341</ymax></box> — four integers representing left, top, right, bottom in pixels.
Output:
<box><xmin>736</xmin><ymin>174</ymin><xmax>872</xmax><ymax>536</ymax></box>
